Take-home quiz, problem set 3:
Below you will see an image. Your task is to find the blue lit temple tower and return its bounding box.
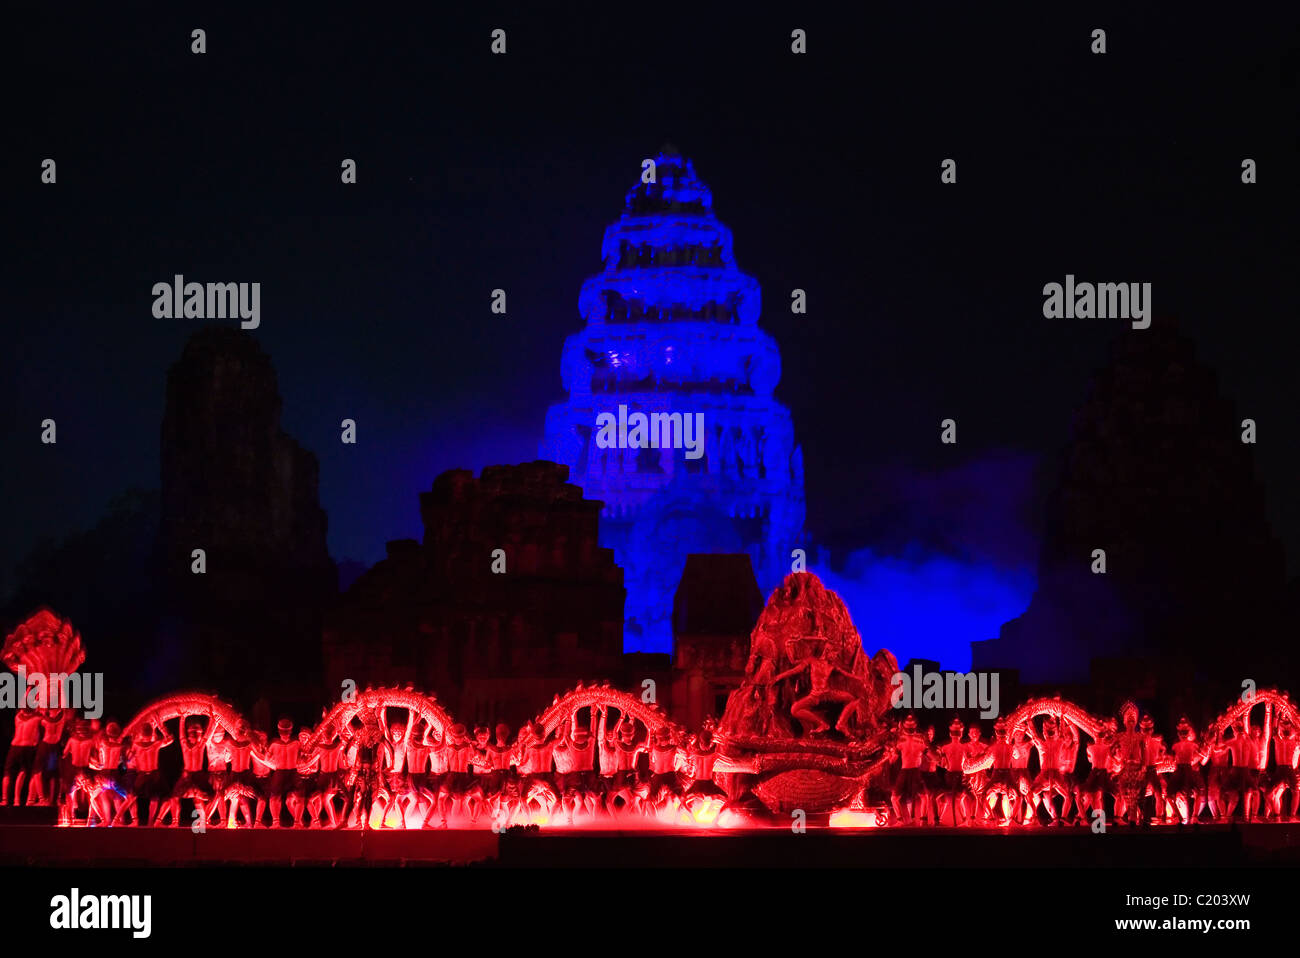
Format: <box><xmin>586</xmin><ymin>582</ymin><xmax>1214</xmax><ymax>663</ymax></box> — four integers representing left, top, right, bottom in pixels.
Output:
<box><xmin>541</xmin><ymin>149</ymin><xmax>805</xmax><ymax>651</ymax></box>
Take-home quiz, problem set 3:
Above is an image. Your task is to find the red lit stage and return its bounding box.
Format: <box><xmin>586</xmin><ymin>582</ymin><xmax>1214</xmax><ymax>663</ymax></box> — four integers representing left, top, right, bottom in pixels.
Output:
<box><xmin>4</xmin><ymin>821</ymin><xmax>1300</xmax><ymax>868</ymax></box>
<box><xmin>7</xmin><ymin>603</ymin><xmax>1300</xmax><ymax>852</ymax></box>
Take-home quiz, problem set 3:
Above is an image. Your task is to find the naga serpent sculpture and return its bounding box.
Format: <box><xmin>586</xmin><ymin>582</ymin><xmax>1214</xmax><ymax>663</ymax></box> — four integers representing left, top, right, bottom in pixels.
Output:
<box><xmin>304</xmin><ymin>688</ymin><xmax>456</xmax><ymax>751</ymax></box>
<box><xmin>1001</xmin><ymin>696</ymin><xmax>1185</xmax><ymax>774</ymax></box>
<box><xmin>1214</xmin><ymin>688</ymin><xmax>1300</xmax><ymax>735</ymax></box>
<box><xmin>1002</xmin><ymin>697</ymin><xmax>1105</xmax><ymax>740</ymax></box>
<box><xmin>122</xmin><ymin>684</ymin><xmax>677</xmax><ymax>777</ymax></box>
<box><xmin>1</xmin><ymin>609</ymin><xmax>86</xmax><ymax>677</ymax></box>
<box><xmin>123</xmin><ymin>691</ymin><xmax>247</xmax><ymax>740</ymax></box>
<box><xmin>533</xmin><ymin>681</ymin><xmax>672</xmax><ymax>738</ymax></box>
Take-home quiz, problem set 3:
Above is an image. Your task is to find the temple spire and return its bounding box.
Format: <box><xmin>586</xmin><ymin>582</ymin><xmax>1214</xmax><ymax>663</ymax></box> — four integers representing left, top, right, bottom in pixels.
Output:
<box><xmin>541</xmin><ymin>150</ymin><xmax>806</xmax><ymax>651</ymax></box>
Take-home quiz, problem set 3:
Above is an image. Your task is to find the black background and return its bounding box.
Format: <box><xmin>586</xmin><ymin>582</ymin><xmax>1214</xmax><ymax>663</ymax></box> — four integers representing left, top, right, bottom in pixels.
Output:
<box><xmin>7</xmin><ymin>4</ymin><xmax>1298</xmax><ymax>618</ymax></box>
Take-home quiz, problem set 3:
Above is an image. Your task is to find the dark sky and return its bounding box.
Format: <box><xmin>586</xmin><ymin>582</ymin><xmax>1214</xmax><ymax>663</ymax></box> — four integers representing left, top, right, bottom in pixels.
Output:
<box><xmin>7</xmin><ymin>5</ymin><xmax>1298</xmax><ymax>620</ymax></box>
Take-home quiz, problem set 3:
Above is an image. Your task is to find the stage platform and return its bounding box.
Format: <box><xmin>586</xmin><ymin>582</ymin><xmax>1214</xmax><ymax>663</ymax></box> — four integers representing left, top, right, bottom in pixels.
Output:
<box><xmin>4</xmin><ymin>821</ymin><xmax>1300</xmax><ymax>867</ymax></box>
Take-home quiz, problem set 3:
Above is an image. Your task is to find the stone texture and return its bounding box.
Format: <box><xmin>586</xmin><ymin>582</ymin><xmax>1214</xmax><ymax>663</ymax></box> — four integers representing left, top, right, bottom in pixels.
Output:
<box><xmin>669</xmin><ymin>553</ymin><xmax>764</xmax><ymax>729</ymax></box>
<box><xmin>159</xmin><ymin>328</ymin><xmax>335</xmax><ymax>697</ymax></box>
<box><xmin>323</xmin><ymin>461</ymin><xmax>626</xmax><ymax>729</ymax></box>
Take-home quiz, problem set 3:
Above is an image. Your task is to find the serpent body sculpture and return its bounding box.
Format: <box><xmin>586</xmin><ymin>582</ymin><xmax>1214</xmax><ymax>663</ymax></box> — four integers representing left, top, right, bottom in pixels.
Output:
<box><xmin>123</xmin><ymin>692</ymin><xmax>247</xmax><ymax>739</ymax></box>
<box><xmin>1002</xmin><ymin>698</ymin><xmax>1104</xmax><ymax>740</ymax></box>
<box><xmin>306</xmin><ymin>688</ymin><xmax>456</xmax><ymax>751</ymax></box>
<box><xmin>534</xmin><ymin>682</ymin><xmax>672</xmax><ymax>738</ymax></box>
<box><xmin>971</xmin><ymin>697</ymin><xmax>1181</xmax><ymax>773</ymax></box>
<box><xmin>1214</xmin><ymin>688</ymin><xmax>1300</xmax><ymax>733</ymax></box>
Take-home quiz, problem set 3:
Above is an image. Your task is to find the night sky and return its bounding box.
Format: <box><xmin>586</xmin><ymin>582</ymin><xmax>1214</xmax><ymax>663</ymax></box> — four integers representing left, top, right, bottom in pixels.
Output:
<box><xmin>8</xmin><ymin>5</ymin><xmax>1298</xmax><ymax>664</ymax></box>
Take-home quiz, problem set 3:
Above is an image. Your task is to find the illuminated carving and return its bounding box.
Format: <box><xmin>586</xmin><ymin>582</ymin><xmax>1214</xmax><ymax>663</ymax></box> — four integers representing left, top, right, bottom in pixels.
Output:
<box><xmin>2</xmin><ymin>609</ymin><xmax>86</xmax><ymax>677</ymax></box>
<box><xmin>7</xmin><ymin>600</ymin><xmax>1298</xmax><ymax>830</ymax></box>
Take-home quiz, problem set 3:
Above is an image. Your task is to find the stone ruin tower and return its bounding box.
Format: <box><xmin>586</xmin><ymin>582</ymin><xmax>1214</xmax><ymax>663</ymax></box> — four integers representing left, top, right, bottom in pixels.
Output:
<box><xmin>541</xmin><ymin>149</ymin><xmax>805</xmax><ymax>651</ymax></box>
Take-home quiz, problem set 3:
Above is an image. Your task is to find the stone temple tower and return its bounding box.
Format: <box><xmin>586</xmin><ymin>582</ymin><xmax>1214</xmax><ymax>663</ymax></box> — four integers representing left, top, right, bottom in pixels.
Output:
<box><xmin>541</xmin><ymin>149</ymin><xmax>805</xmax><ymax>651</ymax></box>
